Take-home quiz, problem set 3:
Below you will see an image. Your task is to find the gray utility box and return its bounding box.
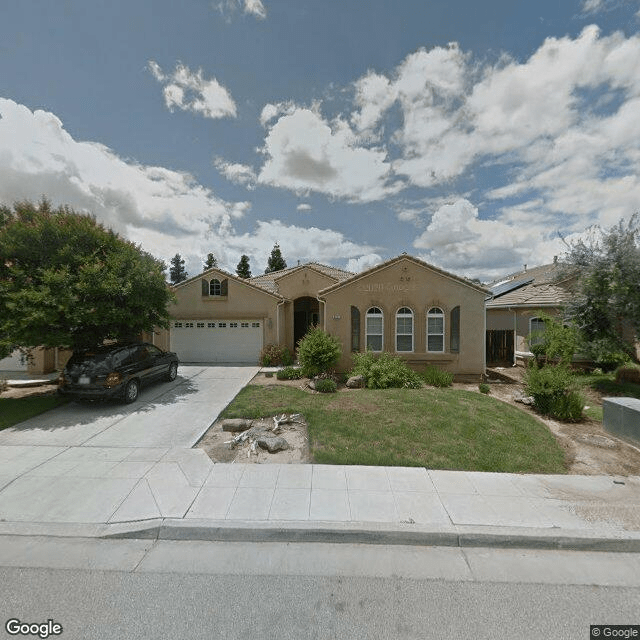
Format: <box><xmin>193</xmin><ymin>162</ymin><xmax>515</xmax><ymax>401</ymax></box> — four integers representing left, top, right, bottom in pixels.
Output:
<box><xmin>602</xmin><ymin>397</ymin><xmax>640</xmax><ymax>444</ymax></box>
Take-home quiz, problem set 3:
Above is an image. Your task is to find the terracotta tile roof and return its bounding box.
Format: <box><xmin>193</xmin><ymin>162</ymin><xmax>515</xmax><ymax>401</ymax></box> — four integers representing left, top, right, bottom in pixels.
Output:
<box><xmin>249</xmin><ymin>262</ymin><xmax>353</xmax><ymax>294</ymax></box>
<box><xmin>486</xmin><ymin>261</ymin><xmax>574</xmax><ymax>308</ymax></box>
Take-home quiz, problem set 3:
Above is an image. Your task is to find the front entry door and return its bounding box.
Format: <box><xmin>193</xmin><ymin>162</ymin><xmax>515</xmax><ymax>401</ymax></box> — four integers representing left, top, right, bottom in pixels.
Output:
<box><xmin>294</xmin><ymin>297</ymin><xmax>320</xmax><ymax>347</ymax></box>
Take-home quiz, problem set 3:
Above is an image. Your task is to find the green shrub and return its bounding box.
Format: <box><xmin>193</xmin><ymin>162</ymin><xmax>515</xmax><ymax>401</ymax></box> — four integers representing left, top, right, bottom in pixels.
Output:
<box><xmin>478</xmin><ymin>383</ymin><xmax>490</xmax><ymax>394</ymax></box>
<box><xmin>614</xmin><ymin>363</ymin><xmax>640</xmax><ymax>384</ymax></box>
<box><xmin>524</xmin><ymin>363</ymin><xmax>584</xmax><ymax>422</ymax></box>
<box><xmin>422</xmin><ymin>365</ymin><xmax>454</xmax><ymax>388</ymax></box>
<box><xmin>296</xmin><ymin>327</ymin><xmax>341</xmax><ymax>377</ymax></box>
<box><xmin>314</xmin><ymin>378</ymin><xmax>337</xmax><ymax>393</ymax></box>
<box><xmin>582</xmin><ymin>336</ymin><xmax>630</xmax><ymax>372</ymax></box>
<box><xmin>259</xmin><ymin>344</ymin><xmax>293</xmax><ymax>367</ymax></box>
<box><xmin>276</xmin><ymin>366</ymin><xmax>302</xmax><ymax>380</ymax></box>
<box><xmin>351</xmin><ymin>352</ymin><xmax>422</xmax><ymax>389</ymax></box>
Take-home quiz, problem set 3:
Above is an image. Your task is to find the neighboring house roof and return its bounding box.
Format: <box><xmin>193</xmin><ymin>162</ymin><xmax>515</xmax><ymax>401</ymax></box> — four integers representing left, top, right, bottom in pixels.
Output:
<box><xmin>250</xmin><ymin>262</ymin><xmax>354</xmax><ymax>294</ymax></box>
<box><xmin>486</xmin><ymin>261</ymin><xmax>574</xmax><ymax>308</ymax></box>
<box><xmin>318</xmin><ymin>254</ymin><xmax>490</xmax><ymax>296</ymax></box>
<box><xmin>171</xmin><ymin>267</ymin><xmax>284</xmax><ymax>300</ymax></box>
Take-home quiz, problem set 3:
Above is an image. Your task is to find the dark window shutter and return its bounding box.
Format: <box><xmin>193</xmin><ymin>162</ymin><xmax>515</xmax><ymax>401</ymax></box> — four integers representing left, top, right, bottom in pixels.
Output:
<box><xmin>221</xmin><ymin>279</ymin><xmax>228</xmax><ymax>296</ymax></box>
<box><xmin>351</xmin><ymin>306</ymin><xmax>360</xmax><ymax>352</ymax></box>
<box><xmin>450</xmin><ymin>306</ymin><xmax>460</xmax><ymax>353</ymax></box>
<box><xmin>202</xmin><ymin>279</ymin><xmax>209</xmax><ymax>296</ymax></box>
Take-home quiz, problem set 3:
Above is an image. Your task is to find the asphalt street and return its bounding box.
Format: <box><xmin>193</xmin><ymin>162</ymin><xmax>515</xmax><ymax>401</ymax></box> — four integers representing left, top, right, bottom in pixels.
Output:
<box><xmin>1</xmin><ymin>538</ymin><xmax>638</xmax><ymax>640</ymax></box>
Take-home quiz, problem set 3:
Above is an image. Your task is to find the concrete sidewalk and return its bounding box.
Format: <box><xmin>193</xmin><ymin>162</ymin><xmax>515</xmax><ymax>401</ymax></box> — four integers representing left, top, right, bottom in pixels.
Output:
<box><xmin>1</xmin><ymin>451</ymin><xmax>639</xmax><ymax>551</ymax></box>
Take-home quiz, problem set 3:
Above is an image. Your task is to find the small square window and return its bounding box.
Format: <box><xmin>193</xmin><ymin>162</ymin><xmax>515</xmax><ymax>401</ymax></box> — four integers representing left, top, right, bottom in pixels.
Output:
<box><xmin>252</xmin><ymin>322</ymin><xmax>260</xmax><ymax>328</ymax></box>
<box><xmin>241</xmin><ymin>322</ymin><xmax>249</xmax><ymax>328</ymax></box>
<box><xmin>219</xmin><ymin>322</ymin><xmax>227</xmax><ymax>328</ymax></box>
<box><xmin>207</xmin><ymin>322</ymin><xmax>216</xmax><ymax>328</ymax></box>
<box><xmin>174</xmin><ymin>322</ymin><xmax>183</xmax><ymax>328</ymax></box>
<box><xmin>196</xmin><ymin>322</ymin><xmax>205</xmax><ymax>328</ymax></box>
<box><xmin>185</xmin><ymin>322</ymin><xmax>194</xmax><ymax>328</ymax></box>
<box><xmin>230</xmin><ymin>322</ymin><xmax>238</xmax><ymax>328</ymax></box>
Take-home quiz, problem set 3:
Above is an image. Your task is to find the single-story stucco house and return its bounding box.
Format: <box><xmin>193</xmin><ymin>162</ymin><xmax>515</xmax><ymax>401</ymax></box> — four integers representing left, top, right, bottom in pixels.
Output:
<box><xmin>485</xmin><ymin>260</ymin><xmax>574</xmax><ymax>366</ymax></box>
<box><xmin>155</xmin><ymin>254</ymin><xmax>488</xmax><ymax>381</ymax></box>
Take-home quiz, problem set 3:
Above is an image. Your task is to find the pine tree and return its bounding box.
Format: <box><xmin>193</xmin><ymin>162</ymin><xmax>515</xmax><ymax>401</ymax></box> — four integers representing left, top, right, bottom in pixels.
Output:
<box><xmin>236</xmin><ymin>254</ymin><xmax>252</xmax><ymax>278</ymax></box>
<box><xmin>169</xmin><ymin>253</ymin><xmax>188</xmax><ymax>284</ymax></box>
<box><xmin>264</xmin><ymin>243</ymin><xmax>287</xmax><ymax>274</ymax></box>
<box><xmin>203</xmin><ymin>253</ymin><xmax>218</xmax><ymax>270</ymax></box>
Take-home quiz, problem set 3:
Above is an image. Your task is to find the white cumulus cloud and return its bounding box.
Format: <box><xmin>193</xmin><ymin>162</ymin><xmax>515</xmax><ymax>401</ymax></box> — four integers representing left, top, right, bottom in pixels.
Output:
<box><xmin>216</xmin><ymin>0</ymin><xmax>266</xmax><ymax>21</ymax></box>
<box><xmin>149</xmin><ymin>61</ymin><xmax>236</xmax><ymax>119</ymax></box>
<box><xmin>346</xmin><ymin>253</ymin><xmax>383</xmax><ymax>273</ymax></box>
<box><xmin>257</xmin><ymin>107</ymin><xmax>403</xmax><ymax>202</ymax></box>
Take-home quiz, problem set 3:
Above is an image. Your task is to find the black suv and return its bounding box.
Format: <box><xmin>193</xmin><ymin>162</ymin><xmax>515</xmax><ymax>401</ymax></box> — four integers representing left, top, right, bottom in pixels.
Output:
<box><xmin>58</xmin><ymin>342</ymin><xmax>179</xmax><ymax>403</ymax></box>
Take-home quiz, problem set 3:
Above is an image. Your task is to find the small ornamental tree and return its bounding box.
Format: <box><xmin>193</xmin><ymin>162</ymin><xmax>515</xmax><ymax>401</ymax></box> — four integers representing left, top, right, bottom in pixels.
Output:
<box><xmin>169</xmin><ymin>253</ymin><xmax>188</xmax><ymax>284</ymax></box>
<box><xmin>236</xmin><ymin>254</ymin><xmax>252</xmax><ymax>278</ymax></box>
<box><xmin>561</xmin><ymin>215</ymin><xmax>640</xmax><ymax>365</ymax></box>
<box><xmin>0</xmin><ymin>198</ymin><xmax>174</xmax><ymax>355</ymax></box>
<box><xmin>203</xmin><ymin>253</ymin><xmax>218</xmax><ymax>270</ymax></box>
<box><xmin>264</xmin><ymin>243</ymin><xmax>287</xmax><ymax>274</ymax></box>
<box><xmin>526</xmin><ymin>312</ymin><xmax>579</xmax><ymax>366</ymax></box>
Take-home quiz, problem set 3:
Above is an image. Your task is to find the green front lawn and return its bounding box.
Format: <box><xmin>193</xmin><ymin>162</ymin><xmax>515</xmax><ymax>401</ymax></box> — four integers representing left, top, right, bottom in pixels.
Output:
<box><xmin>576</xmin><ymin>371</ymin><xmax>640</xmax><ymax>422</ymax></box>
<box><xmin>221</xmin><ymin>385</ymin><xmax>567</xmax><ymax>473</ymax></box>
<box><xmin>0</xmin><ymin>394</ymin><xmax>68</xmax><ymax>430</ymax></box>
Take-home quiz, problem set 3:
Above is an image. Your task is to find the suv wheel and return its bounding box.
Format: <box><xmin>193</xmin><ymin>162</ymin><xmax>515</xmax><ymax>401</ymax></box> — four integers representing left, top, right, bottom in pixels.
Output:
<box><xmin>124</xmin><ymin>379</ymin><xmax>140</xmax><ymax>404</ymax></box>
<box><xmin>166</xmin><ymin>362</ymin><xmax>178</xmax><ymax>382</ymax></box>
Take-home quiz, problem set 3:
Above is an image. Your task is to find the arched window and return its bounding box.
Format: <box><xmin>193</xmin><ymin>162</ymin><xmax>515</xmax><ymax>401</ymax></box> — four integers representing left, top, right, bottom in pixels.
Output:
<box><xmin>365</xmin><ymin>307</ymin><xmax>383</xmax><ymax>352</ymax></box>
<box><xmin>396</xmin><ymin>307</ymin><xmax>413</xmax><ymax>352</ymax></box>
<box><xmin>209</xmin><ymin>278</ymin><xmax>221</xmax><ymax>296</ymax></box>
<box><xmin>427</xmin><ymin>307</ymin><xmax>445</xmax><ymax>352</ymax></box>
<box><xmin>529</xmin><ymin>317</ymin><xmax>546</xmax><ymax>348</ymax></box>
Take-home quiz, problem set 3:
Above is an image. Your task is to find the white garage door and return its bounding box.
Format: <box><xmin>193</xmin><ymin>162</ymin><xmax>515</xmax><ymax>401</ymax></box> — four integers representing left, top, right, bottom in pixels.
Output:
<box><xmin>170</xmin><ymin>320</ymin><xmax>263</xmax><ymax>364</ymax></box>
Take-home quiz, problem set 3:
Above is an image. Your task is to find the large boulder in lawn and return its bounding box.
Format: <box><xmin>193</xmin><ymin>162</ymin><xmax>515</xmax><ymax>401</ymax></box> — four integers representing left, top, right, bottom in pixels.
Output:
<box><xmin>221</xmin><ymin>418</ymin><xmax>254</xmax><ymax>432</ymax></box>
<box><xmin>255</xmin><ymin>436</ymin><xmax>289</xmax><ymax>452</ymax></box>
<box><xmin>346</xmin><ymin>375</ymin><xmax>365</xmax><ymax>389</ymax></box>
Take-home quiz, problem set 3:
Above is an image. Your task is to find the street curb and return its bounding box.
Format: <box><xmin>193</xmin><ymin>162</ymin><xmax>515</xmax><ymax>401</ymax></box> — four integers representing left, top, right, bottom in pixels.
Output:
<box><xmin>100</xmin><ymin>519</ymin><xmax>640</xmax><ymax>552</ymax></box>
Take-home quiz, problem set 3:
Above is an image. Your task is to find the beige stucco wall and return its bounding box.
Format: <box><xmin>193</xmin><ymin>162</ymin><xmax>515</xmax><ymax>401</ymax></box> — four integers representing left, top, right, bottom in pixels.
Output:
<box><xmin>486</xmin><ymin>307</ymin><xmax>562</xmax><ymax>353</ymax></box>
<box><xmin>273</xmin><ymin>268</ymin><xmax>337</xmax><ymax>351</ymax></box>
<box><xmin>322</xmin><ymin>258</ymin><xmax>486</xmax><ymax>379</ymax></box>
<box><xmin>167</xmin><ymin>271</ymin><xmax>282</xmax><ymax>349</ymax></box>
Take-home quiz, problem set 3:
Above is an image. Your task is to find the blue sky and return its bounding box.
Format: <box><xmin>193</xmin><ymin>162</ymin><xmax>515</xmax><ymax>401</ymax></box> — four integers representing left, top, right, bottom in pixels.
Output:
<box><xmin>1</xmin><ymin>0</ymin><xmax>639</xmax><ymax>281</ymax></box>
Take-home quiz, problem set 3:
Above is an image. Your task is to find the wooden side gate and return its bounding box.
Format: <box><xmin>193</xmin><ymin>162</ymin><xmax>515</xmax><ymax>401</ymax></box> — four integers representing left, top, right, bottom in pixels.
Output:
<box><xmin>486</xmin><ymin>329</ymin><xmax>514</xmax><ymax>366</ymax></box>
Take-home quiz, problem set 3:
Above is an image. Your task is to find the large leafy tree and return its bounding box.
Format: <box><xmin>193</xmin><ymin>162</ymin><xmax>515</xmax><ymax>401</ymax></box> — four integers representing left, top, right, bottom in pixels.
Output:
<box><xmin>264</xmin><ymin>243</ymin><xmax>287</xmax><ymax>274</ymax></box>
<box><xmin>203</xmin><ymin>253</ymin><xmax>218</xmax><ymax>270</ymax></box>
<box><xmin>236</xmin><ymin>254</ymin><xmax>251</xmax><ymax>278</ymax></box>
<box><xmin>0</xmin><ymin>199</ymin><xmax>174</xmax><ymax>356</ymax></box>
<box><xmin>561</xmin><ymin>215</ymin><xmax>640</xmax><ymax>363</ymax></box>
<box><xmin>169</xmin><ymin>253</ymin><xmax>188</xmax><ymax>284</ymax></box>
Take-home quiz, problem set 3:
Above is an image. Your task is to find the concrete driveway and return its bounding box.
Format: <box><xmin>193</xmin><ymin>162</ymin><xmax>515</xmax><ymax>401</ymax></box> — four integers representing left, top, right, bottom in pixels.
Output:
<box><xmin>0</xmin><ymin>366</ymin><xmax>258</xmax><ymax>449</ymax></box>
<box><xmin>0</xmin><ymin>366</ymin><xmax>258</xmax><ymax>524</ymax></box>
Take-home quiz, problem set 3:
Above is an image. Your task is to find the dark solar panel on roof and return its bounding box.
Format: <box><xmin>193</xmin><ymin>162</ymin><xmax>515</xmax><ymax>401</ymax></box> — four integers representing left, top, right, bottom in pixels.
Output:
<box><xmin>490</xmin><ymin>277</ymin><xmax>534</xmax><ymax>298</ymax></box>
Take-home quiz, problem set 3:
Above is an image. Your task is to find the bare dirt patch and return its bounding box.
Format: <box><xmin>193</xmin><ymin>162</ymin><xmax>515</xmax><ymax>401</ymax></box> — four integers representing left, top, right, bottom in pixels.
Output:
<box><xmin>197</xmin><ymin>414</ymin><xmax>310</xmax><ymax>464</ymax></box>
<box><xmin>463</xmin><ymin>369</ymin><xmax>640</xmax><ymax>476</ymax></box>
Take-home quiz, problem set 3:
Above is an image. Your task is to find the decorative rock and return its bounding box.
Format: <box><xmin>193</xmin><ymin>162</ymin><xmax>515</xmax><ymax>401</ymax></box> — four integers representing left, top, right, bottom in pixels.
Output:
<box><xmin>307</xmin><ymin>379</ymin><xmax>316</xmax><ymax>390</ymax></box>
<box><xmin>346</xmin><ymin>375</ymin><xmax>365</xmax><ymax>389</ymax></box>
<box><xmin>221</xmin><ymin>418</ymin><xmax>253</xmax><ymax>432</ymax></box>
<box><xmin>255</xmin><ymin>436</ymin><xmax>289</xmax><ymax>452</ymax></box>
<box><xmin>513</xmin><ymin>392</ymin><xmax>535</xmax><ymax>406</ymax></box>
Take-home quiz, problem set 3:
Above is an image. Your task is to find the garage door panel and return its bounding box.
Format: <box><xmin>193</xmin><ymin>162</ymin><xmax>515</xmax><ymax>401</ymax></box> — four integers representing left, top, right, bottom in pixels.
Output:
<box><xmin>170</xmin><ymin>320</ymin><xmax>262</xmax><ymax>364</ymax></box>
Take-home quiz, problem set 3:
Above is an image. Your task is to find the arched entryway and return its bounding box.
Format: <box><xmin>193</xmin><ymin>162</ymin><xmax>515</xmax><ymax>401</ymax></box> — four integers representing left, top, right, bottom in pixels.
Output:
<box><xmin>294</xmin><ymin>296</ymin><xmax>320</xmax><ymax>347</ymax></box>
